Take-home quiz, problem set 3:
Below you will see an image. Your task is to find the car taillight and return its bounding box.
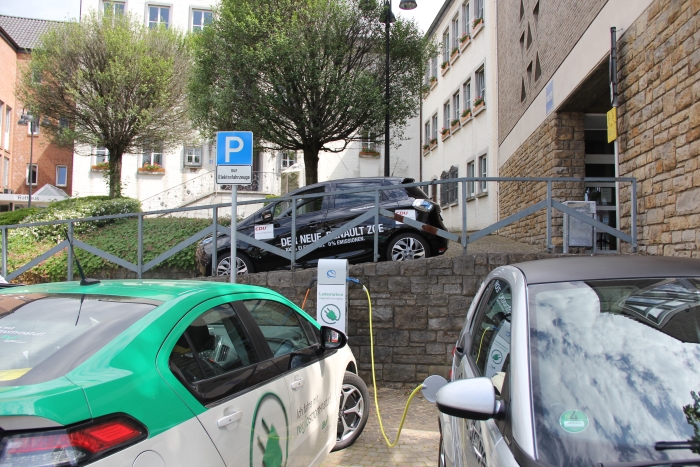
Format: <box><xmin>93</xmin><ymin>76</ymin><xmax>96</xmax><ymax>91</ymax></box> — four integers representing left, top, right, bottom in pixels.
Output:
<box><xmin>0</xmin><ymin>415</ymin><xmax>147</xmax><ymax>466</ymax></box>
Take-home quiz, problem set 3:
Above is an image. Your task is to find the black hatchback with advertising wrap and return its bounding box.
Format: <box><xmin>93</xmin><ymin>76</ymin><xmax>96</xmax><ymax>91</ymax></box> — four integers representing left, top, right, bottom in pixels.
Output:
<box><xmin>195</xmin><ymin>177</ymin><xmax>449</xmax><ymax>276</ymax></box>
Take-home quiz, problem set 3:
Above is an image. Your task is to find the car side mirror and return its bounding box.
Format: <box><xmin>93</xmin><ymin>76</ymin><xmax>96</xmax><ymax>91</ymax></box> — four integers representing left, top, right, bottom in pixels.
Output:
<box><xmin>261</xmin><ymin>210</ymin><xmax>273</xmax><ymax>221</ymax></box>
<box><xmin>435</xmin><ymin>377</ymin><xmax>504</xmax><ymax>421</ymax></box>
<box><xmin>320</xmin><ymin>326</ymin><xmax>347</xmax><ymax>350</ymax></box>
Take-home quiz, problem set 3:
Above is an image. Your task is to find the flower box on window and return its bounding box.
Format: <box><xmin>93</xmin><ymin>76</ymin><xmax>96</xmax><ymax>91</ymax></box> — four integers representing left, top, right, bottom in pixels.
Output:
<box><xmin>430</xmin><ymin>76</ymin><xmax>438</xmax><ymax>90</ymax></box>
<box><xmin>91</xmin><ymin>162</ymin><xmax>109</xmax><ymax>172</ymax></box>
<box><xmin>450</xmin><ymin>47</ymin><xmax>460</xmax><ymax>64</ymax></box>
<box><xmin>138</xmin><ymin>164</ymin><xmax>165</xmax><ymax>174</ymax></box>
<box><xmin>429</xmin><ymin>138</ymin><xmax>438</xmax><ymax>150</ymax></box>
<box><xmin>472</xmin><ymin>18</ymin><xmax>484</xmax><ymax>37</ymax></box>
<box><xmin>359</xmin><ymin>148</ymin><xmax>380</xmax><ymax>158</ymax></box>
<box><xmin>423</xmin><ymin>144</ymin><xmax>430</xmax><ymax>156</ymax></box>
<box><xmin>460</xmin><ymin>109</ymin><xmax>472</xmax><ymax>125</ymax></box>
<box><xmin>440</xmin><ymin>127</ymin><xmax>450</xmax><ymax>141</ymax></box>
<box><xmin>459</xmin><ymin>34</ymin><xmax>471</xmax><ymax>52</ymax></box>
<box><xmin>450</xmin><ymin>119</ymin><xmax>461</xmax><ymax>133</ymax></box>
<box><xmin>472</xmin><ymin>98</ymin><xmax>485</xmax><ymax>116</ymax></box>
<box><xmin>440</xmin><ymin>61</ymin><xmax>450</xmax><ymax>76</ymax></box>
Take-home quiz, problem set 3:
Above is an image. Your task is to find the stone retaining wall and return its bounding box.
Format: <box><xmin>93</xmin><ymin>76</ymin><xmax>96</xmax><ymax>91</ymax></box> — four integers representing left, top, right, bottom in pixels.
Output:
<box><xmin>203</xmin><ymin>253</ymin><xmax>562</xmax><ymax>387</ymax></box>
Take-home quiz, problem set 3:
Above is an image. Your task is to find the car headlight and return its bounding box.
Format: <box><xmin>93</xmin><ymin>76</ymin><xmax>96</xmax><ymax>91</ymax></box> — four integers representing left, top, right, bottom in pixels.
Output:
<box><xmin>201</xmin><ymin>237</ymin><xmax>214</xmax><ymax>246</ymax></box>
<box><xmin>412</xmin><ymin>199</ymin><xmax>433</xmax><ymax>212</ymax></box>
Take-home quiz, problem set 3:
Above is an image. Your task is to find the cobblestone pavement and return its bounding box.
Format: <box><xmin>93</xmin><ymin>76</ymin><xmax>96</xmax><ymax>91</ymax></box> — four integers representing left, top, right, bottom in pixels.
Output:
<box><xmin>321</xmin><ymin>387</ymin><xmax>440</xmax><ymax>467</ymax></box>
<box><xmin>444</xmin><ymin>233</ymin><xmax>543</xmax><ymax>256</ymax></box>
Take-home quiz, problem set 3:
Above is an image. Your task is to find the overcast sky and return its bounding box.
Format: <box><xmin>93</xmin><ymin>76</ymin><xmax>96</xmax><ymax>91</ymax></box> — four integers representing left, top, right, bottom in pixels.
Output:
<box><xmin>0</xmin><ymin>0</ymin><xmax>442</xmax><ymax>33</ymax></box>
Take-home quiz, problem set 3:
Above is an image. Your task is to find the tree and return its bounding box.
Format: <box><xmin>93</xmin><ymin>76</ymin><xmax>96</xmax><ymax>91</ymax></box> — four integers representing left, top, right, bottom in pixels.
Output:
<box><xmin>19</xmin><ymin>12</ymin><xmax>192</xmax><ymax>198</ymax></box>
<box><xmin>188</xmin><ymin>0</ymin><xmax>431</xmax><ymax>185</ymax></box>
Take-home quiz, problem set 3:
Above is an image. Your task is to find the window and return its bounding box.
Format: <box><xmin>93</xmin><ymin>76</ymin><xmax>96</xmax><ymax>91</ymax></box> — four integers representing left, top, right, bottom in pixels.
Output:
<box><xmin>475</xmin><ymin>67</ymin><xmax>485</xmax><ymax>100</ymax></box>
<box><xmin>56</xmin><ymin>165</ymin><xmax>67</xmax><ymax>187</ymax></box>
<box><xmin>453</xmin><ymin>92</ymin><xmax>460</xmax><ymax>121</ymax></box>
<box><xmin>424</xmin><ymin>63</ymin><xmax>430</xmax><ymax>85</ymax></box>
<box><xmin>439</xmin><ymin>166</ymin><xmax>458</xmax><ymax>206</ymax></box>
<box><xmin>424</xmin><ymin>121</ymin><xmax>431</xmax><ymax>143</ymax></box>
<box><xmin>169</xmin><ymin>304</ymin><xmax>258</xmax><ymax>385</ymax></box>
<box><xmin>274</xmin><ymin>187</ymin><xmax>325</xmax><ymax>219</ymax></box>
<box><xmin>443</xmin><ymin>102</ymin><xmax>450</xmax><ymax>130</ymax></box>
<box><xmin>431</xmin><ymin>56</ymin><xmax>438</xmax><ymax>78</ymax></box>
<box><xmin>360</xmin><ymin>130</ymin><xmax>378</xmax><ymax>153</ymax></box>
<box><xmin>58</xmin><ymin>117</ymin><xmax>69</xmax><ymax>129</ymax></box>
<box><xmin>142</xmin><ymin>149</ymin><xmax>162</xmax><ymax>167</ymax></box>
<box><xmin>462</xmin><ymin>2</ymin><xmax>470</xmax><ymax>35</ymax></box>
<box><xmin>469</xmin><ymin>279</ymin><xmax>512</xmax><ymax>378</ymax></box>
<box><xmin>281</xmin><ymin>151</ymin><xmax>296</xmax><ymax>168</ymax></box>
<box><xmin>148</xmin><ymin>5</ymin><xmax>170</xmax><ymax>29</ymax></box>
<box><xmin>26</xmin><ymin>164</ymin><xmax>37</xmax><ymax>186</ymax></box>
<box><xmin>442</xmin><ymin>30</ymin><xmax>450</xmax><ymax>63</ymax></box>
<box><xmin>452</xmin><ymin>15</ymin><xmax>460</xmax><ymax>50</ymax></box>
<box><xmin>431</xmin><ymin>114</ymin><xmax>438</xmax><ymax>141</ymax></box>
<box><xmin>463</xmin><ymin>80</ymin><xmax>471</xmax><ymax>111</ymax></box>
<box><xmin>4</xmin><ymin>107</ymin><xmax>10</xmax><ymax>150</ymax></box>
<box><xmin>440</xmin><ymin>171</ymin><xmax>449</xmax><ymax>207</ymax></box>
<box><xmin>95</xmin><ymin>147</ymin><xmax>109</xmax><ymax>164</ymax></box>
<box><xmin>28</xmin><ymin>119</ymin><xmax>39</xmax><ymax>136</ymax></box>
<box><xmin>3</xmin><ymin>158</ymin><xmax>8</xmax><ymax>187</ymax></box>
<box><xmin>241</xmin><ymin>299</ymin><xmax>310</xmax><ymax>357</ymax></box>
<box><xmin>191</xmin><ymin>9</ymin><xmax>212</xmax><ymax>32</ymax></box>
<box><xmin>474</xmin><ymin>0</ymin><xmax>484</xmax><ymax>21</ymax></box>
<box><xmin>0</xmin><ymin>102</ymin><xmax>3</xmax><ymax>149</ymax></box>
<box><xmin>103</xmin><ymin>1</ymin><xmax>125</xmax><ymax>14</ymax></box>
<box><xmin>467</xmin><ymin>161</ymin><xmax>475</xmax><ymax>197</ymax></box>
<box><xmin>334</xmin><ymin>181</ymin><xmax>382</xmax><ymax>209</ymax></box>
<box><xmin>479</xmin><ymin>154</ymin><xmax>487</xmax><ymax>192</ymax></box>
<box><xmin>185</xmin><ymin>146</ymin><xmax>202</xmax><ymax>166</ymax></box>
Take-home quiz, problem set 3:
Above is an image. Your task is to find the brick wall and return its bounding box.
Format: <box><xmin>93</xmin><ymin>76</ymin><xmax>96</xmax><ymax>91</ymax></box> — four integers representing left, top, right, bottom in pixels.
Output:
<box><xmin>497</xmin><ymin>0</ymin><xmax>607</xmax><ymax>143</ymax></box>
<box><xmin>203</xmin><ymin>253</ymin><xmax>562</xmax><ymax>387</ymax></box>
<box><xmin>0</xmin><ymin>36</ymin><xmax>17</xmax><ymax>190</ymax></box>
<box><xmin>498</xmin><ymin>112</ymin><xmax>586</xmax><ymax>248</ymax></box>
<box><xmin>616</xmin><ymin>0</ymin><xmax>700</xmax><ymax>256</ymax></box>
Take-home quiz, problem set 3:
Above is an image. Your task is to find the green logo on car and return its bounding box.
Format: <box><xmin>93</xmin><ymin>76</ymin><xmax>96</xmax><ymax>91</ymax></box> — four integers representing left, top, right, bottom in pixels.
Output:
<box><xmin>251</xmin><ymin>393</ymin><xmax>289</xmax><ymax>467</ymax></box>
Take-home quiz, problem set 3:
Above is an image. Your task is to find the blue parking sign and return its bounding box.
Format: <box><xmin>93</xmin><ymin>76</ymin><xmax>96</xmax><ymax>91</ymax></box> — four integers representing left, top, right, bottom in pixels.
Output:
<box><xmin>216</xmin><ymin>131</ymin><xmax>253</xmax><ymax>166</ymax></box>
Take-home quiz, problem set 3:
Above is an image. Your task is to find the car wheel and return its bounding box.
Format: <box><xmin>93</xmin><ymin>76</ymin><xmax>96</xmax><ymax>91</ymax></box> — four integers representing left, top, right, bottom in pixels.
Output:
<box><xmin>332</xmin><ymin>372</ymin><xmax>369</xmax><ymax>451</ymax></box>
<box><xmin>438</xmin><ymin>422</ymin><xmax>446</xmax><ymax>467</ymax></box>
<box><xmin>387</xmin><ymin>233</ymin><xmax>431</xmax><ymax>261</ymax></box>
<box><xmin>215</xmin><ymin>253</ymin><xmax>254</xmax><ymax>276</ymax></box>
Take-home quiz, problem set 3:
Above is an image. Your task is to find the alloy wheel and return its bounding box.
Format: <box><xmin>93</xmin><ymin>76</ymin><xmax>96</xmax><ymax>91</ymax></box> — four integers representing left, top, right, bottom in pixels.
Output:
<box><xmin>337</xmin><ymin>383</ymin><xmax>365</xmax><ymax>441</ymax></box>
<box><xmin>216</xmin><ymin>256</ymin><xmax>248</xmax><ymax>276</ymax></box>
<box><xmin>391</xmin><ymin>237</ymin><xmax>426</xmax><ymax>261</ymax></box>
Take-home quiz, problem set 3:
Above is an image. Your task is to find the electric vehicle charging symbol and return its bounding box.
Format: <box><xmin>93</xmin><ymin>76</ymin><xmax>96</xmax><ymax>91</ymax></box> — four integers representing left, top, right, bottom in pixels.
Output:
<box><xmin>327</xmin><ymin>270</ymin><xmax>336</xmax><ymax>278</ymax></box>
<box><xmin>251</xmin><ymin>393</ymin><xmax>288</xmax><ymax>467</ymax></box>
<box><xmin>321</xmin><ymin>304</ymin><xmax>341</xmax><ymax>325</ymax></box>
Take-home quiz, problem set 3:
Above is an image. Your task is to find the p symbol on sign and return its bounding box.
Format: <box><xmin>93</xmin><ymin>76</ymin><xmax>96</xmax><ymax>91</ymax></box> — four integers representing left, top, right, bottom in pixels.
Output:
<box><xmin>224</xmin><ymin>136</ymin><xmax>244</xmax><ymax>163</ymax></box>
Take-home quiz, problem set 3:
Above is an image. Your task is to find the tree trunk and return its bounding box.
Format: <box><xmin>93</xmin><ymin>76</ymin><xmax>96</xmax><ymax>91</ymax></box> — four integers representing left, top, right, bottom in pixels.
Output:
<box><xmin>107</xmin><ymin>150</ymin><xmax>123</xmax><ymax>198</ymax></box>
<box><xmin>303</xmin><ymin>146</ymin><xmax>320</xmax><ymax>186</ymax></box>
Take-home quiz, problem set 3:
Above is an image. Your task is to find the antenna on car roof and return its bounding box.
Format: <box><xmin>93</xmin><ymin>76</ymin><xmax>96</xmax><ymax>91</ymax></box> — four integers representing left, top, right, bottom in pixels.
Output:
<box><xmin>64</xmin><ymin>231</ymin><xmax>100</xmax><ymax>286</ymax></box>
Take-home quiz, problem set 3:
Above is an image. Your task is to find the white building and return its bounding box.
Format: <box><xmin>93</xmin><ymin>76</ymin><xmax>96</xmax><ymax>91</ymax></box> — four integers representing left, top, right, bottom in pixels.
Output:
<box><xmin>421</xmin><ymin>0</ymin><xmax>498</xmax><ymax>231</ymax></box>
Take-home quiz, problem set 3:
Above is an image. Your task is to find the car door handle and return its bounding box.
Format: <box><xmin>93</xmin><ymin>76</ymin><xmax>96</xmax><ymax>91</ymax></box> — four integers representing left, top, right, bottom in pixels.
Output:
<box><xmin>217</xmin><ymin>411</ymin><xmax>242</xmax><ymax>429</ymax></box>
<box><xmin>307</xmin><ymin>222</ymin><xmax>320</xmax><ymax>228</ymax></box>
<box><xmin>290</xmin><ymin>378</ymin><xmax>305</xmax><ymax>390</ymax></box>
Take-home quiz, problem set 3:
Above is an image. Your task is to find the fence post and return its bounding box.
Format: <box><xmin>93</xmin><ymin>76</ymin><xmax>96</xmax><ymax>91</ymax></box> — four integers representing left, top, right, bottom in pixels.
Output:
<box><xmin>631</xmin><ymin>179</ymin><xmax>638</xmax><ymax>253</ymax></box>
<box><xmin>461</xmin><ymin>181</ymin><xmax>468</xmax><ymax>255</ymax></box>
<box><xmin>67</xmin><ymin>222</ymin><xmax>73</xmax><ymax>281</ymax></box>
<box><xmin>374</xmin><ymin>189</ymin><xmax>379</xmax><ymax>262</ymax></box>
<box><xmin>291</xmin><ymin>196</ymin><xmax>296</xmax><ymax>271</ymax></box>
<box><xmin>137</xmin><ymin>213</ymin><xmax>143</xmax><ymax>279</ymax></box>
<box><xmin>212</xmin><ymin>206</ymin><xmax>218</xmax><ymax>277</ymax></box>
<box><xmin>546</xmin><ymin>180</ymin><xmax>553</xmax><ymax>252</ymax></box>
<box><xmin>1</xmin><ymin>228</ymin><xmax>6</xmax><ymax>278</ymax></box>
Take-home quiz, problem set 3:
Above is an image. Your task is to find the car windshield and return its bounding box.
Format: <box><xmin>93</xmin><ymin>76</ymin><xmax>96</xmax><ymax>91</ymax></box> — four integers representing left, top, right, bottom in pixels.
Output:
<box><xmin>528</xmin><ymin>278</ymin><xmax>700</xmax><ymax>467</ymax></box>
<box><xmin>0</xmin><ymin>293</ymin><xmax>158</xmax><ymax>386</ymax></box>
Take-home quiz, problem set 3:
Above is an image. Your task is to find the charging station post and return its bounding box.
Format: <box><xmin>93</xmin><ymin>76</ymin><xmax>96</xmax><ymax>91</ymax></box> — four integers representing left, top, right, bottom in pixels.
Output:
<box><xmin>317</xmin><ymin>259</ymin><xmax>349</xmax><ymax>335</ymax></box>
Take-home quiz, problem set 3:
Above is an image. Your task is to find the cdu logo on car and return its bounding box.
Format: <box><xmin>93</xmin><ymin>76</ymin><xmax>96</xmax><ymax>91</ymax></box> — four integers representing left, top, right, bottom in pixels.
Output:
<box><xmin>326</xmin><ymin>270</ymin><xmax>336</xmax><ymax>279</ymax></box>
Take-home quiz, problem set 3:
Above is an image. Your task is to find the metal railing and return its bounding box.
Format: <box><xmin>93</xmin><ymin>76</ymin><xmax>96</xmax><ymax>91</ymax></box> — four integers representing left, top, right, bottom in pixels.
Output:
<box><xmin>0</xmin><ymin>177</ymin><xmax>637</xmax><ymax>282</ymax></box>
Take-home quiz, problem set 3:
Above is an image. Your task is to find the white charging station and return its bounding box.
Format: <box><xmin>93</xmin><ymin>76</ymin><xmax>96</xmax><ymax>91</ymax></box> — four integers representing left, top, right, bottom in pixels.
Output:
<box><xmin>317</xmin><ymin>259</ymin><xmax>349</xmax><ymax>335</ymax></box>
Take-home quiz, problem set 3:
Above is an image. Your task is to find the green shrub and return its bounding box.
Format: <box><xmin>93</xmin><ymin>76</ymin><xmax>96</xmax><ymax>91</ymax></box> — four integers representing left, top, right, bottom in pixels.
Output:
<box><xmin>0</xmin><ymin>208</ymin><xmax>40</xmax><ymax>226</ymax></box>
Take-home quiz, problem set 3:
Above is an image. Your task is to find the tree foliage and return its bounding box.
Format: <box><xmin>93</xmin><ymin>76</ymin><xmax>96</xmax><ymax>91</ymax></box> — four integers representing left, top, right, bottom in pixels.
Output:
<box><xmin>189</xmin><ymin>0</ymin><xmax>432</xmax><ymax>185</ymax></box>
<box><xmin>18</xmin><ymin>12</ymin><xmax>193</xmax><ymax>197</ymax></box>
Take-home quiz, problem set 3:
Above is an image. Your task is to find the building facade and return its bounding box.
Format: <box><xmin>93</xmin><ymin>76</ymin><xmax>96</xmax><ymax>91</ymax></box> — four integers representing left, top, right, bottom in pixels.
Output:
<box><xmin>421</xmin><ymin>0</ymin><xmax>499</xmax><ymax>232</ymax></box>
<box><xmin>0</xmin><ymin>15</ymin><xmax>73</xmax><ymax>209</ymax></box>
<box><xmin>497</xmin><ymin>0</ymin><xmax>699</xmax><ymax>256</ymax></box>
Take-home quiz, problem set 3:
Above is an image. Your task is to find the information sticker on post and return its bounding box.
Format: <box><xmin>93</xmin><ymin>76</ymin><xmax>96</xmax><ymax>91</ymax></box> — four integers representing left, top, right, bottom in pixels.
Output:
<box><xmin>216</xmin><ymin>131</ymin><xmax>253</xmax><ymax>283</ymax></box>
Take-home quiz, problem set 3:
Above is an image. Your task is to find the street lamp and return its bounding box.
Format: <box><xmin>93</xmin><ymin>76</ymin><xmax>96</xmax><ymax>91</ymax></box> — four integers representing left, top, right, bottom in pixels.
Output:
<box><xmin>380</xmin><ymin>0</ymin><xmax>417</xmax><ymax>177</ymax></box>
<box><xmin>17</xmin><ymin>110</ymin><xmax>36</xmax><ymax>208</ymax></box>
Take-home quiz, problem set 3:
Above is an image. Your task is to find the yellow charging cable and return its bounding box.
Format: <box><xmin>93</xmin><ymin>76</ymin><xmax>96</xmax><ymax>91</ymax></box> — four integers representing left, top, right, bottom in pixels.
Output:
<box><xmin>363</xmin><ymin>284</ymin><xmax>424</xmax><ymax>448</ymax></box>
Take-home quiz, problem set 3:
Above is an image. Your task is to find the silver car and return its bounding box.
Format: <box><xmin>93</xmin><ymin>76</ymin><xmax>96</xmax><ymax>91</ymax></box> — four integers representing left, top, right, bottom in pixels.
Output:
<box><xmin>436</xmin><ymin>256</ymin><xmax>700</xmax><ymax>467</ymax></box>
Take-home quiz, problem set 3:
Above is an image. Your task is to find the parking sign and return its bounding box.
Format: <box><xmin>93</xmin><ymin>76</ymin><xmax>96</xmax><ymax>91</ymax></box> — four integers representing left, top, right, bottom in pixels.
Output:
<box><xmin>216</xmin><ymin>131</ymin><xmax>253</xmax><ymax>185</ymax></box>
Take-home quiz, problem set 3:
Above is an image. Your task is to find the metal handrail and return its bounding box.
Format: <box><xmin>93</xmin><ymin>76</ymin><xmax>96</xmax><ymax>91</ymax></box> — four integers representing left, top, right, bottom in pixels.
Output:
<box><xmin>0</xmin><ymin>177</ymin><xmax>637</xmax><ymax>281</ymax></box>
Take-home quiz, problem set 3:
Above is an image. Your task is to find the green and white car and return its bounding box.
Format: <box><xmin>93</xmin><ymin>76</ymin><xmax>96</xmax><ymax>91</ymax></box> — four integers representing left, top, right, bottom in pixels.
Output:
<box><xmin>0</xmin><ymin>280</ymin><xmax>369</xmax><ymax>467</ymax></box>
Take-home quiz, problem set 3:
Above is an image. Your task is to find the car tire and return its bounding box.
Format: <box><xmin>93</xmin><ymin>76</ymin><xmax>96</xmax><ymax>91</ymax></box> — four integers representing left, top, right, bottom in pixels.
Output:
<box><xmin>438</xmin><ymin>420</ymin><xmax>447</xmax><ymax>467</ymax></box>
<box><xmin>387</xmin><ymin>232</ymin><xmax>431</xmax><ymax>261</ymax></box>
<box><xmin>332</xmin><ymin>371</ymin><xmax>370</xmax><ymax>452</ymax></box>
<box><xmin>215</xmin><ymin>252</ymin><xmax>254</xmax><ymax>276</ymax></box>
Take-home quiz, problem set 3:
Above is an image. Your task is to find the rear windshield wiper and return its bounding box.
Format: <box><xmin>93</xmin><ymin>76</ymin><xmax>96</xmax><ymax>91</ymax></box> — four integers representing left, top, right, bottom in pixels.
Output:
<box><xmin>655</xmin><ymin>442</ymin><xmax>700</xmax><ymax>451</ymax></box>
<box><xmin>595</xmin><ymin>459</ymin><xmax>700</xmax><ymax>467</ymax></box>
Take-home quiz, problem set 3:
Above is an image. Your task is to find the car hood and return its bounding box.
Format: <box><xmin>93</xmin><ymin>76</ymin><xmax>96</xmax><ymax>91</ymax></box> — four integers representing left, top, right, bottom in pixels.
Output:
<box><xmin>0</xmin><ymin>376</ymin><xmax>92</xmax><ymax>429</ymax></box>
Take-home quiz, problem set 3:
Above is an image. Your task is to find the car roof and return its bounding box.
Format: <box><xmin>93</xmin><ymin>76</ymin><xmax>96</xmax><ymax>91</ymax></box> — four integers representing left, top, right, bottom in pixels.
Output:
<box><xmin>289</xmin><ymin>176</ymin><xmax>410</xmax><ymax>194</ymax></box>
<box><xmin>512</xmin><ymin>256</ymin><xmax>700</xmax><ymax>285</ymax></box>
<box><xmin>0</xmin><ymin>279</ymin><xmax>273</xmax><ymax>303</ymax></box>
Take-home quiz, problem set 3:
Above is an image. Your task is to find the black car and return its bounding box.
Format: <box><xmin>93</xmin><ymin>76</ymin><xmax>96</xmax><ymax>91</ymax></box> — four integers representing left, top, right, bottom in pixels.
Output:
<box><xmin>195</xmin><ymin>177</ymin><xmax>449</xmax><ymax>275</ymax></box>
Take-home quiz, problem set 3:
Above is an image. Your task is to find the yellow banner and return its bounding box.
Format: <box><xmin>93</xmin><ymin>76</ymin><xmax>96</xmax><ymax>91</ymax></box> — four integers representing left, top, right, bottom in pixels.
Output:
<box><xmin>0</xmin><ymin>368</ymin><xmax>31</xmax><ymax>381</ymax></box>
<box><xmin>607</xmin><ymin>107</ymin><xmax>617</xmax><ymax>143</ymax></box>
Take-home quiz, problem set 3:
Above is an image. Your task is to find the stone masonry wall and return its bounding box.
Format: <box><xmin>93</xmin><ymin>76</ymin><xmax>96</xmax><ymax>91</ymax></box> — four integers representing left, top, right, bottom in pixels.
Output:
<box><xmin>204</xmin><ymin>253</ymin><xmax>561</xmax><ymax>388</ymax></box>
<box><xmin>616</xmin><ymin>0</ymin><xmax>700</xmax><ymax>256</ymax></box>
<box><xmin>498</xmin><ymin>112</ymin><xmax>586</xmax><ymax>249</ymax></box>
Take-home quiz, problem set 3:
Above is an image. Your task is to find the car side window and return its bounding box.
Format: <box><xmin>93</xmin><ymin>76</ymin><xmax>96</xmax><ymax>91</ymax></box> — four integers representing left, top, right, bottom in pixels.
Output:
<box><xmin>469</xmin><ymin>279</ymin><xmax>512</xmax><ymax>384</ymax></box>
<box><xmin>334</xmin><ymin>181</ymin><xmax>382</xmax><ymax>209</ymax></box>
<box><xmin>241</xmin><ymin>299</ymin><xmax>311</xmax><ymax>357</ymax></box>
<box><xmin>169</xmin><ymin>304</ymin><xmax>259</xmax><ymax>385</ymax></box>
<box><xmin>295</xmin><ymin>188</ymin><xmax>325</xmax><ymax>216</ymax></box>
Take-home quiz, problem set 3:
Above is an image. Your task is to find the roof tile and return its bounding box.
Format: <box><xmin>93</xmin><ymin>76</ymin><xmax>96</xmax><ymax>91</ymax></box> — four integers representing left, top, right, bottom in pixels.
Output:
<box><xmin>0</xmin><ymin>15</ymin><xmax>64</xmax><ymax>50</ymax></box>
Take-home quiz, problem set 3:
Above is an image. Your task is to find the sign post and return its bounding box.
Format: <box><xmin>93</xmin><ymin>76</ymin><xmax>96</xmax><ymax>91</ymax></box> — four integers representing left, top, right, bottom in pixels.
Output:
<box><xmin>216</xmin><ymin>131</ymin><xmax>253</xmax><ymax>283</ymax></box>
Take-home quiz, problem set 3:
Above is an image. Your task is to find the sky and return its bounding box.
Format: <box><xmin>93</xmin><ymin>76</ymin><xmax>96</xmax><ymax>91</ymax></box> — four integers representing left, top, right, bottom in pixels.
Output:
<box><xmin>0</xmin><ymin>0</ymin><xmax>443</xmax><ymax>34</ymax></box>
